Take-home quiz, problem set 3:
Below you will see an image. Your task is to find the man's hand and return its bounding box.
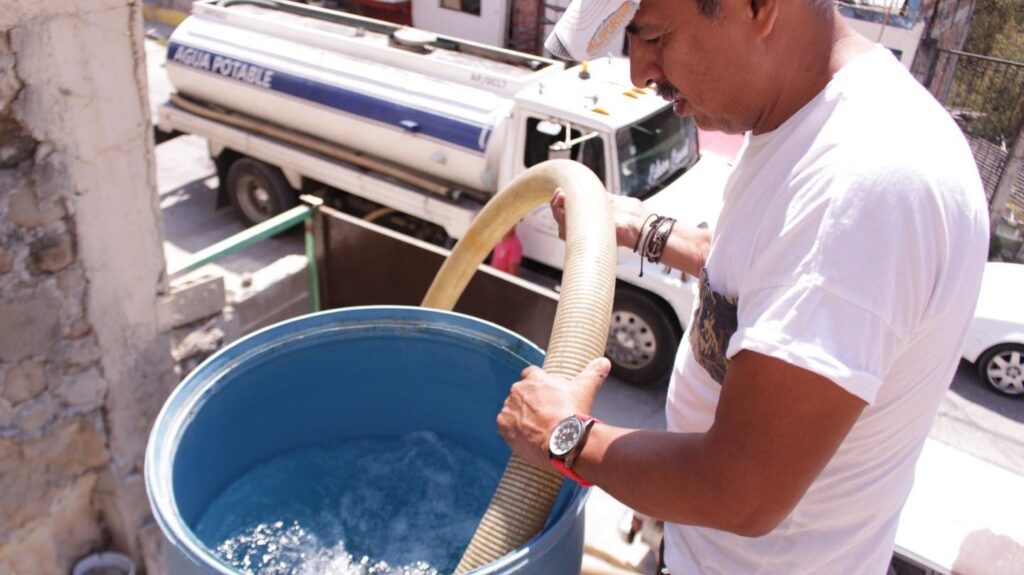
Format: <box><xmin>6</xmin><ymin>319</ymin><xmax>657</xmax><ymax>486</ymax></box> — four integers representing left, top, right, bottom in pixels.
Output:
<box><xmin>496</xmin><ymin>357</ymin><xmax>611</xmax><ymax>469</ymax></box>
<box><xmin>550</xmin><ymin>189</ymin><xmax>650</xmax><ymax>248</ymax></box>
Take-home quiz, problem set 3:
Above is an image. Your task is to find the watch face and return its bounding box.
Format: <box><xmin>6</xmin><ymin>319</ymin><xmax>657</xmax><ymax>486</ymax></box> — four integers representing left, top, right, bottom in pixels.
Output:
<box><xmin>549</xmin><ymin>417</ymin><xmax>584</xmax><ymax>457</ymax></box>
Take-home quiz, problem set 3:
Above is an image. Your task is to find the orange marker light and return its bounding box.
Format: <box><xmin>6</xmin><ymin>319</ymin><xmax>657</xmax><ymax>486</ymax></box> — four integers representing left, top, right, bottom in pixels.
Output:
<box><xmin>579</xmin><ymin>61</ymin><xmax>591</xmax><ymax>80</ymax></box>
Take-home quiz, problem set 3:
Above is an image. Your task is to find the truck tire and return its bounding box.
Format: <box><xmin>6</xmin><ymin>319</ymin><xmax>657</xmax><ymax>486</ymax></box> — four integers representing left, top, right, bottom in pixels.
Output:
<box><xmin>225</xmin><ymin>158</ymin><xmax>297</xmax><ymax>225</ymax></box>
<box><xmin>606</xmin><ymin>287</ymin><xmax>680</xmax><ymax>387</ymax></box>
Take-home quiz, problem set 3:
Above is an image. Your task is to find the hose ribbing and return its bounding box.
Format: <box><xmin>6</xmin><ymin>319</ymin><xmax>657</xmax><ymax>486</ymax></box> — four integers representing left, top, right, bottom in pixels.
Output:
<box><xmin>421</xmin><ymin>160</ymin><xmax>616</xmax><ymax>573</ymax></box>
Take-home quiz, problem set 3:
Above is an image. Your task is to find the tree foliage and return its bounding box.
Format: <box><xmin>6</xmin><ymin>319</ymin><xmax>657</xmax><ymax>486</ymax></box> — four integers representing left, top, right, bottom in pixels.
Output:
<box><xmin>965</xmin><ymin>0</ymin><xmax>1024</xmax><ymax>60</ymax></box>
<box><xmin>948</xmin><ymin>0</ymin><xmax>1024</xmax><ymax>145</ymax></box>
<box><xmin>960</xmin><ymin>1</ymin><xmax>1024</xmax><ymax>225</ymax></box>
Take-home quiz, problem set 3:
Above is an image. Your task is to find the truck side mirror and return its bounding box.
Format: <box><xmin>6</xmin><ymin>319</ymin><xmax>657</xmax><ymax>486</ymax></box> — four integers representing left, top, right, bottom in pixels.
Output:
<box><xmin>536</xmin><ymin>120</ymin><xmax>563</xmax><ymax>136</ymax></box>
<box><xmin>539</xmin><ymin>119</ymin><xmax>572</xmax><ymax>160</ymax></box>
<box><xmin>548</xmin><ymin>141</ymin><xmax>572</xmax><ymax>161</ymax></box>
<box><xmin>548</xmin><ymin>130</ymin><xmax>601</xmax><ymax>162</ymax></box>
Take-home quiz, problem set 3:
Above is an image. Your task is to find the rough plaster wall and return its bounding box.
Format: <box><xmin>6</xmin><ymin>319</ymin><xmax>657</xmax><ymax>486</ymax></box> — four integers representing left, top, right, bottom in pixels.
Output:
<box><xmin>1</xmin><ymin>1</ymin><xmax>176</xmax><ymax>573</ymax></box>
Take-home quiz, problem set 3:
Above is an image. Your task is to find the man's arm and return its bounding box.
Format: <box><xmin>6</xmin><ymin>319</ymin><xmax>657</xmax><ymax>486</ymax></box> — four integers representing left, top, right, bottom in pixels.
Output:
<box><xmin>498</xmin><ymin>351</ymin><xmax>866</xmax><ymax>536</ymax></box>
<box><xmin>551</xmin><ymin>190</ymin><xmax>711</xmax><ymax>278</ymax></box>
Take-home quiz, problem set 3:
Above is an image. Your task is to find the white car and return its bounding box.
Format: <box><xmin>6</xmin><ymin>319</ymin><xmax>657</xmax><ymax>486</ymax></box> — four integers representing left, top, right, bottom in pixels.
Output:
<box><xmin>962</xmin><ymin>262</ymin><xmax>1024</xmax><ymax>397</ymax></box>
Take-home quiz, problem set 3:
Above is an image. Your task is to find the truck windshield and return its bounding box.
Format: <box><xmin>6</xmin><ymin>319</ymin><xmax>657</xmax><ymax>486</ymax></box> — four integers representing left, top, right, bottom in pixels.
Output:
<box><xmin>616</xmin><ymin>107</ymin><xmax>698</xmax><ymax>199</ymax></box>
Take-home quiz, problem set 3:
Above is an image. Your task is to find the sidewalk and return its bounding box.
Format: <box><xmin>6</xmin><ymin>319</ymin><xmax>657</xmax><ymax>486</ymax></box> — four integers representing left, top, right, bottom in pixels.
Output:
<box><xmin>896</xmin><ymin>437</ymin><xmax>1024</xmax><ymax>573</ymax></box>
<box><xmin>584</xmin><ymin>488</ymin><xmax>659</xmax><ymax>575</ymax></box>
<box><xmin>142</xmin><ymin>2</ymin><xmax>189</xmax><ymax>30</ymax></box>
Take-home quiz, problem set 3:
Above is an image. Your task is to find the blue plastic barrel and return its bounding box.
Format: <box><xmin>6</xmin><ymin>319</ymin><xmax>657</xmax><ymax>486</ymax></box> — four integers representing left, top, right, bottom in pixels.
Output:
<box><xmin>145</xmin><ymin>306</ymin><xmax>587</xmax><ymax>574</ymax></box>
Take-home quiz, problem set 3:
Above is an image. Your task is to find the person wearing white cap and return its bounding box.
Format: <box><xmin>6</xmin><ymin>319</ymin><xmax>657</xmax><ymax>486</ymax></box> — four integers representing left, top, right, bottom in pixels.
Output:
<box><xmin>497</xmin><ymin>0</ymin><xmax>988</xmax><ymax>573</ymax></box>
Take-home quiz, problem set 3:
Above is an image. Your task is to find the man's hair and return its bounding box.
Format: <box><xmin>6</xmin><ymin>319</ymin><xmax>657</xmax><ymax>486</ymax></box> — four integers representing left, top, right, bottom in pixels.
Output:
<box><xmin>693</xmin><ymin>0</ymin><xmax>835</xmax><ymax>19</ymax></box>
<box><xmin>693</xmin><ymin>0</ymin><xmax>721</xmax><ymax>18</ymax></box>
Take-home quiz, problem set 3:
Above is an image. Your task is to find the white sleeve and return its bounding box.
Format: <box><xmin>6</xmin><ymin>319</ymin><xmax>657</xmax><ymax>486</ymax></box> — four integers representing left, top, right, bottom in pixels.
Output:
<box><xmin>723</xmin><ymin>160</ymin><xmax>946</xmax><ymax>405</ymax></box>
<box><xmin>726</xmin><ymin>280</ymin><xmax>902</xmax><ymax>404</ymax></box>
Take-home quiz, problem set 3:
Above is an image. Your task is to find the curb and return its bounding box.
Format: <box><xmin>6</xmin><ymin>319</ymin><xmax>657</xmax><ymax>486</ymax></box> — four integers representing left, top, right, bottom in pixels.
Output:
<box><xmin>142</xmin><ymin>5</ymin><xmax>189</xmax><ymax>28</ymax></box>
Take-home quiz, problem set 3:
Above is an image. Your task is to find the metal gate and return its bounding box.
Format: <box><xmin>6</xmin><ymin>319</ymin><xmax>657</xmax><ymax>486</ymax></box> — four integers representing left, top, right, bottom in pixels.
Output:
<box><xmin>928</xmin><ymin>48</ymin><xmax>1024</xmax><ymax>219</ymax></box>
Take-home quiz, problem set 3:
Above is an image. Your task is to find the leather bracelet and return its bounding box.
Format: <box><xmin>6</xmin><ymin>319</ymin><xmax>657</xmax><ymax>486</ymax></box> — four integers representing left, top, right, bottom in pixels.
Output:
<box><xmin>634</xmin><ymin>214</ymin><xmax>676</xmax><ymax>276</ymax></box>
<box><xmin>645</xmin><ymin>217</ymin><xmax>676</xmax><ymax>263</ymax></box>
<box><xmin>632</xmin><ymin>214</ymin><xmax>659</xmax><ymax>255</ymax></box>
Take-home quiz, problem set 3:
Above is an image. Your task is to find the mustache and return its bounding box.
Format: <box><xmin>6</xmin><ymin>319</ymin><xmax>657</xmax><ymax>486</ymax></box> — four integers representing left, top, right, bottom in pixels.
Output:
<box><xmin>653</xmin><ymin>81</ymin><xmax>681</xmax><ymax>100</ymax></box>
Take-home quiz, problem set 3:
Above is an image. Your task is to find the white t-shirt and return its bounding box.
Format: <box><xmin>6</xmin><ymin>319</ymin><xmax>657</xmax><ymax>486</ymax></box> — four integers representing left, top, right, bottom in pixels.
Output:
<box><xmin>663</xmin><ymin>46</ymin><xmax>989</xmax><ymax>574</ymax></box>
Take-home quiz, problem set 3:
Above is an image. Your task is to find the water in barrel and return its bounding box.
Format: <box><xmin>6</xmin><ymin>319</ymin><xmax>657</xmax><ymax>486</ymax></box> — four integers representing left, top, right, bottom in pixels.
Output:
<box><xmin>194</xmin><ymin>432</ymin><xmax>500</xmax><ymax>575</ymax></box>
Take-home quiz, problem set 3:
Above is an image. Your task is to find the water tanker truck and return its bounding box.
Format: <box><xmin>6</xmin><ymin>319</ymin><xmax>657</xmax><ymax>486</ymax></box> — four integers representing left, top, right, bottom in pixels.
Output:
<box><xmin>157</xmin><ymin>0</ymin><xmax>733</xmax><ymax>385</ymax></box>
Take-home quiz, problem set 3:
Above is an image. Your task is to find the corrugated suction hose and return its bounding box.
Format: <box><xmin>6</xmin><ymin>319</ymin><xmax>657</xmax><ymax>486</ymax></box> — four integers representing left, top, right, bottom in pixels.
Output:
<box><xmin>421</xmin><ymin>159</ymin><xmax>617</xmax><ymax>573</ymax></box>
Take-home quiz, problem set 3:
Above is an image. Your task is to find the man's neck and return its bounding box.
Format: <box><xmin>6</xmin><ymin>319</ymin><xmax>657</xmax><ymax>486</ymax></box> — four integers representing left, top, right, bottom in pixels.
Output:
<box><xmin>752</xmin><ymin>11</ymin><xmax>874</xmax><ymax>135</ymax></box>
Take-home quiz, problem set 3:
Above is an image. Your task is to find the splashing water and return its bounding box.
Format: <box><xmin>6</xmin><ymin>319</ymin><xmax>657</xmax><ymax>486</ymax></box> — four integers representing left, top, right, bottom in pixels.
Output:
<box><xmin>194</xmin><ymin>431</ymin><xmax>502</xmax><ymax>575</ymax></box>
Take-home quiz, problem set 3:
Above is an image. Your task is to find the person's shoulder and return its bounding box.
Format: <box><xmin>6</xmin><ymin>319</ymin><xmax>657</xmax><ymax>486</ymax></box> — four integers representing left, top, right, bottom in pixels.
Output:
<box><xmin>818</xmin><ymin>56</ymin><xmax>982</xmax><ymax>202</ymax></box>
<box><xmin>833</xmin><ymin>50</ymin><xmax>968</xmax><ymax>159</ymax></box>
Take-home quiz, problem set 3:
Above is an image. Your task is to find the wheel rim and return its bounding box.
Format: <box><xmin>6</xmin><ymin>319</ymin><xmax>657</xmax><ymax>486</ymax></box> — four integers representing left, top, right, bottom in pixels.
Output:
<box><xmin>986</xmin><ymin>349</ymin><xmax>1024</xmax><ymax>396</ymax></box>
<box><xmin>236</xmin><ymin>174</ymin><xmax>275</xmax><ymax>221</ymax></box>
<box><xmin>606</xmin><ymin>310</ymin><xmax>658</xmax><ymax>371</ymax></box>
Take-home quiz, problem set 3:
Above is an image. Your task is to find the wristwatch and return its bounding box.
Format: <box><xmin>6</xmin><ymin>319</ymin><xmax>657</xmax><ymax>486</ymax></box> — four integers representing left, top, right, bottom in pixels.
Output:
<box><xmin>548</xmin><ymin>414</ymin><xmax>600</xmax><ymax>486</ymax></box>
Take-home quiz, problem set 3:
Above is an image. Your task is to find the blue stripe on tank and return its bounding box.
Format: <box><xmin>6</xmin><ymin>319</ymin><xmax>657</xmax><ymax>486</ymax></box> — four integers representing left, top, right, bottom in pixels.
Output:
<box><xmin>166</xmin><ymin>41</ymin><xmax>489</xmax><ymax>153</ymax></box>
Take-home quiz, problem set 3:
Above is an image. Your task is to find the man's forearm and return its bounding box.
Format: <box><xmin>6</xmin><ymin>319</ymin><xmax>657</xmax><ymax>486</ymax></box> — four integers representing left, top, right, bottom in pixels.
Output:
<box><xmin>658</xmin><ymin>224</ymin><xmax>711</xmax><ymax>278</ymax></box>
<box><xmin>571</xmin><ymin>424</ymin><xmax>770</xmax><ymax>536</ymax></box>
<box><xmin>563</xmin><ymin>352</ymin><xmax>866</xmax><ymax>538</ymax></box>
<box><xmin>615</xmin><ymin>203</ymin><xmax>710</xmax><ymax>277</ymax></box>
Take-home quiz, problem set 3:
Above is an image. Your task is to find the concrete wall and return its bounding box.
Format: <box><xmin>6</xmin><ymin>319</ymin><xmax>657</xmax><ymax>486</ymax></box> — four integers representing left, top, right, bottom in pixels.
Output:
<box><xmin>412</xmin><ymin>0</ymin><xmax>508</xmax><ymax>47</ymax></box>
<box><xmin>0</xmin><ymin>1</ymin><xmax>177</xmax><ymax>573</ymax></box>
<box><xmin>911</xmin><ymin>0</ymin><xmax>977</xmax><ymax>90</ymax></box>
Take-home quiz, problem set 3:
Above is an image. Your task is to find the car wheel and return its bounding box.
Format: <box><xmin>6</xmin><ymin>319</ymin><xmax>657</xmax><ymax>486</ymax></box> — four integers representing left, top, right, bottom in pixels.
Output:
<box><xmin>606</xmin><ymin>287</ymin><xmax>680</xmax><ymax>387</ymax></box>
<box><xmin>977</xmin><ymin>344</ymin><xmax>1024</xmax><ymax>397</ymax></box>
<box><xmin>226</xmin><ymin>158</ymin><xmax>296</xmax><ymax>225</ymax></box>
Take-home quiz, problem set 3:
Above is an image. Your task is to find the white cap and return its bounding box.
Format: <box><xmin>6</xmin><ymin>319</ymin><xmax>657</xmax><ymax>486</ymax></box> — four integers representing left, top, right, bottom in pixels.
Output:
<box><xmin>544</xmin><ymin>0</ymin><xmax>640</xmax><ymax>62</ymax></box>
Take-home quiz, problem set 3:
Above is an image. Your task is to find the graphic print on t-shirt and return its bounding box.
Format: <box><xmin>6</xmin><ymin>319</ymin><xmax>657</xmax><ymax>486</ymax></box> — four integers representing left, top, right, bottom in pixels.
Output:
<box><xmin>688</xmin><ymin>268</ymin><xmax>739</xmax><ymax>384</ymax></box>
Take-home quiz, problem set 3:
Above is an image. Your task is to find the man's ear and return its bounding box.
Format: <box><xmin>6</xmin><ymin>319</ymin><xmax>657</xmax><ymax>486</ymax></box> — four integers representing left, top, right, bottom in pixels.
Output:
<box><xmin>749</xmin><ymin>0</ymin><xmax>779</xmax><ymax>39</ymax></box>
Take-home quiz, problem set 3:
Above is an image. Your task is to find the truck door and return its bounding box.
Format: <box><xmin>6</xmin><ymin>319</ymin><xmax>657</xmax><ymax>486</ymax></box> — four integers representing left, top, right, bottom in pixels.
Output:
<box><xmin>516</xmin><ymin>116</ymin><xmax>609</xmax><ymax>269</ymax></box>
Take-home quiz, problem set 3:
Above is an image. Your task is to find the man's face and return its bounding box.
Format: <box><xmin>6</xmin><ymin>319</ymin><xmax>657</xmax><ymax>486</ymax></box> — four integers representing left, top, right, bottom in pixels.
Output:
<box><xmin>626</xmin><ymin>0</ymin><xmax>766</xmax><ymax>134</ymax></box>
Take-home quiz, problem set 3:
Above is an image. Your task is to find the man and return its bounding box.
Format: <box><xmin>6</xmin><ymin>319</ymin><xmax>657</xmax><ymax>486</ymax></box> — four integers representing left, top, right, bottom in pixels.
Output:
<box><xmin>495</xmin><ymin>0</ymin><xmax>990</xmax><ymax>572</ymax></box>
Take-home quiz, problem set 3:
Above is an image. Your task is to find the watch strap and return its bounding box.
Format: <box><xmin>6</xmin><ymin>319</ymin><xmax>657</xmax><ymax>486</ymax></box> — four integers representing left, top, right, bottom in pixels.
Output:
<box><xmin>551</xmin><ymin>456</ymin><xmax>594</xmax><ymax>487</ymax></box>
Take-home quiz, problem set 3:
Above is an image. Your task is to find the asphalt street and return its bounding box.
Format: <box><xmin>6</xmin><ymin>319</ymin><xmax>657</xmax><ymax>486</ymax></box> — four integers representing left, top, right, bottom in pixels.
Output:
<box><xmin>936</xmin><ymin>360</ymin><xmax>1024</xmax><ymax>476</ymax></box>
